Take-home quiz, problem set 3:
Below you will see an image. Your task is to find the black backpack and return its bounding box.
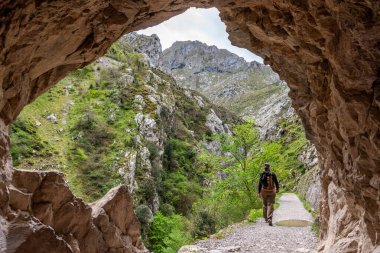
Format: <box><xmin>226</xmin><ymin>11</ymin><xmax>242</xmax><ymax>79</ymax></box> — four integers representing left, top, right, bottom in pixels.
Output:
<box><xmin>260</xmin><ymin>171</ymin><xmax>274</xmax><ymax>189</ymax></box>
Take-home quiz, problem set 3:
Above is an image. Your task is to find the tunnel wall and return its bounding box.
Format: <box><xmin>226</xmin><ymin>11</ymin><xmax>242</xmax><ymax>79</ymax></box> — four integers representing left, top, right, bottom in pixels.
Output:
<box><xmin>1</xmin><ymin>1</ymin><xmax>379</xmax><ymax>252</ymax></box>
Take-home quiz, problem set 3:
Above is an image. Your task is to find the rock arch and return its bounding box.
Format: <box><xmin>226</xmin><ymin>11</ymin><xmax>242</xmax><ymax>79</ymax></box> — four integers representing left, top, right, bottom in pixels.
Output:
<box><xmin>0</xmin><ymin>1</ymin><xmax>379</xmax><ymax>252</ymax></box>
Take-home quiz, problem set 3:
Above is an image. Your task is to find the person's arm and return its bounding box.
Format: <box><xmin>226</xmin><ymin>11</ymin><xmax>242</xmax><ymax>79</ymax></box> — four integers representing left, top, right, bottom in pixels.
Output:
<box><xmin>273</xmin><ymin>173</ymin><xmax>279</xmax><ymax>192</ymax></box>
<box><xmin>258</xmin><ymin>173</ymin><xmax>262</xmax><ymax>193</ymax></box>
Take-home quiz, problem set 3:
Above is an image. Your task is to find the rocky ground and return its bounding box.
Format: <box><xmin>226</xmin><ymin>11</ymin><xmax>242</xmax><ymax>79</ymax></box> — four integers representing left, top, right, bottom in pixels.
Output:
<box><xmin>179</xmin><ymin>193</ymin><xmax>318</xmax><ymax>253</ymax></box>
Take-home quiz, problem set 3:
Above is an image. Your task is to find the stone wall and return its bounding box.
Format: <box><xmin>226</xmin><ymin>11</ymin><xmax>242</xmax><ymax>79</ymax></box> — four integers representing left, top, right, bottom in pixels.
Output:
<box><xmin>1</xmin><ymin>0</ymin><xmax>379</xmax><ymax>252</ymax></box>
<box><xmin>295</xmin><ymin>165</ymin><xmax>321</xmax><ymax>211</ymax></box>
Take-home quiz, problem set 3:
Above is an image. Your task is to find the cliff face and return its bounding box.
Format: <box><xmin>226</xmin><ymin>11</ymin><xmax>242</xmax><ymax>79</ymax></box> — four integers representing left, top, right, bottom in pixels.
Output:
<box><xmin>121</xmin><ymin>32</ymin><xmax>162</xmax><ymax>67</ymax></box>
<box><xmin>1</xmin><ymin>1</ymin><xmax>380</xmax><ymax>253</ymax></box>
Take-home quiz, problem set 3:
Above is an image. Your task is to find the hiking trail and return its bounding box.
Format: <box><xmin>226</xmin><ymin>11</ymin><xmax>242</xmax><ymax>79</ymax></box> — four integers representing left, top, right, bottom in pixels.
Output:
<box><xmin>179</xmin><ymin>193</ymin><xmax>319</xmax><ymax>253</ymax></box>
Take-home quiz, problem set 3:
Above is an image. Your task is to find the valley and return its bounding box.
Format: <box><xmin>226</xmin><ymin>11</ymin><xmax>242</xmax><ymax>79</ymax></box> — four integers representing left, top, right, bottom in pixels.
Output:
<box><xmin>10</xmin><ymin>33</ymin><xmax>319</xmax><ymax>253</ymax></box>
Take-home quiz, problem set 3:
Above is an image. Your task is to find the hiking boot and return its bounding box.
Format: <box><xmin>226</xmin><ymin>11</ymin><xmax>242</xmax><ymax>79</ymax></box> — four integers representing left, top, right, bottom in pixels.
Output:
<box><xmin>268</xmin><ymin>219</ymin><xmax>273</xmax><ymax>226</ymax></box>
<box><xmin>265</xmin><ymin>219</ymin><xmax>268</xmax><ymax>223</ymax></box>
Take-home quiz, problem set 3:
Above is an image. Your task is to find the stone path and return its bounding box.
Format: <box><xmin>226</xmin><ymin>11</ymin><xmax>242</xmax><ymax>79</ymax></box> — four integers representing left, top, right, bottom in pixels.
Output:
<box><xmin>179</xmin><ymin>193</ymin><xmax>318</xmax><ymax>253</ymax></box>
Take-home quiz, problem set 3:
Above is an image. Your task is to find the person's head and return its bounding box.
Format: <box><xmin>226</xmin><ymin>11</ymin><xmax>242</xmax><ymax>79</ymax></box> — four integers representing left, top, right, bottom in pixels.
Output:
<box><xmin>264</xmin><ymin>163</ymin><xmax>270</xmax><ymax>171</ymax></box>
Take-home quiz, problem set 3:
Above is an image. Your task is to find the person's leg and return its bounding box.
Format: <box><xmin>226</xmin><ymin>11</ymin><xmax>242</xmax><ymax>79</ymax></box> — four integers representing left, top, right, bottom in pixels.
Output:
<box><xmin>262</xmin><ymin>192</ymin><xmax>268</xmax><ymax>221</ymax></box>
<box><xmin>267</xmin><ymin>193</ymin><xmax>276</xmax><ymax>226</ymax></box>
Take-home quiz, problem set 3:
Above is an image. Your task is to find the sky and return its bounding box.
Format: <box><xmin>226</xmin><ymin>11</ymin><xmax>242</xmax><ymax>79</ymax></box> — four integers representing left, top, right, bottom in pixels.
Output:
<box><xmin>137</xmin><ymin>7</ymin><xmax>263</xmax><ymax>63</ymax></box>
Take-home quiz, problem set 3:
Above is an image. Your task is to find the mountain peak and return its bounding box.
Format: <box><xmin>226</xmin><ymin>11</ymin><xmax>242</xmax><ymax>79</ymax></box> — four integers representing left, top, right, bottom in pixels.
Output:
<box><xmin>121</xmin><ymin>32</ymin><xmax>162</xmax><ymax>66</ymax></box>
<box><xmin>159</xmin><ymin>40</ymin><xmax>250</xmax><ymax>74</ymax></box>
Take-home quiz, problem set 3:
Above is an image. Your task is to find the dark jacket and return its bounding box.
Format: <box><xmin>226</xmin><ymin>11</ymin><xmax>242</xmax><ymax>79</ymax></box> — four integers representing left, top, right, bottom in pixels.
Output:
<box><xmin>258</xmin><ymin>171</ymin><xmax>279</xmax><ymax>193</ymax></box>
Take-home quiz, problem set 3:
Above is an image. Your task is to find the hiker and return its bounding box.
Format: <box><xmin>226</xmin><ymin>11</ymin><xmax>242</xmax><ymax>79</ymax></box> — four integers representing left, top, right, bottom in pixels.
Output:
<box><xmin>258</xmin><ymin>163</ymin><xmax>279</xmax><ymax>226</ymax></box>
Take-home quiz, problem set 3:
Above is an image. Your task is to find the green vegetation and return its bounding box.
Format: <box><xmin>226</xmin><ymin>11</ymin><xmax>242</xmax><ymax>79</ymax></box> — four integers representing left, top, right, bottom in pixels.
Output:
<box><xmin>188</xmin><ymin>118</ymin><xmax>310</xmax><ymax>236</ymax></box>
<box><xmin>145</xmin><ymin>212</ymin><xmax>192</xmax><ymax>253</ymax></box>
<box><xmin>247</xmin><ymin>209</ymin><xmax>262</xmax><ymax>223</ymax></box>
<box><xmin>10</xmin><ymin>118</ymin><xmax>50</xmax><ymax>166</ymax></box>
<box><xmin>9</xmin><ymin>42</ymin><xmax>147</xmax><ymax>202</ymax></box>
<box><xmin>189</xmin><ymin>122</ymin><xmax>262</xmax><ymax>233</ymax></box>
<box><xmin>9</xmin><ymin>38</ymin><xmax>313</xmax><ymax>252</ymax></box>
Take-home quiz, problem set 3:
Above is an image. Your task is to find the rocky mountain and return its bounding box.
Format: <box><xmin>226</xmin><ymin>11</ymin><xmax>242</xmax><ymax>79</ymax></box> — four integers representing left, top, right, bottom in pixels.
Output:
<box><xmin>157</xmin><ymin>38</ymin><xmax>319</xmax><ymax>207</ymax></box>
<box><xmin>158</xmin><ymin>40</ymin><xmax>290</xmax><ymax>136</ymax></box>
<box><xmin>10</xmin><ymin>35</ymin><xmax>237</xmax><ymax>212</ymax></box>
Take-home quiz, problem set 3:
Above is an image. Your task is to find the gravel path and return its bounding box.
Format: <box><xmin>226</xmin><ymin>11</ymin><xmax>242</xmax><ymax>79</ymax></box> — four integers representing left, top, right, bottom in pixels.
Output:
<box><xmin>179</xmin><ymin>193</ymin><xmax>318</xmax><ymax>253</ymax></box>
<box><xmin>273</xmin><ymin>193</ymin><xmax>313</xmax><ymax>223</ymax></box>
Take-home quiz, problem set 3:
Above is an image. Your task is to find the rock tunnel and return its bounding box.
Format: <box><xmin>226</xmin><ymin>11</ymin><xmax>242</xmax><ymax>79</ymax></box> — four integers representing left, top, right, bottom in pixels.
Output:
<box><xmin>0</xmin><ymin>0</ymin><xmax>379</xmax><ymax>252</ymax></box>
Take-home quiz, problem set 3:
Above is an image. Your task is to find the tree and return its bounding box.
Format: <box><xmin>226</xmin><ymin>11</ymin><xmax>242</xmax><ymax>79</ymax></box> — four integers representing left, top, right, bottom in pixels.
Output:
<box><xmin>217</xmin><ymin>121</ymin><xmax>260</xmax><ymax>205</ymax></box>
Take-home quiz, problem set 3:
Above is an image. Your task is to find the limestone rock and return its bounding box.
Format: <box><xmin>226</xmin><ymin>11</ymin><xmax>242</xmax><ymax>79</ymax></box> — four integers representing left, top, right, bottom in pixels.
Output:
<box><xmin>159</xmin><ymin>40</ymin><xmax>283</xmax><ymax>122</ymax></box>
<box><xmin>206</xmin><ymin>109</ymin><xmax>227</xmax><ymax>135</ymax></box>
<box><xmin>46</xmin><ymin>114</ymin><xmax>58</xmax><ymax>124</ymax></box>
<box><xmin>1</xmin><ymin>1</ymin><xmax>380</xmax><ymax>252</ymax></box>
<box><xmin>295</xmin><ymin>166</ymin><xmax>321</xmax><ymax>211</ymax></box>
<box><xmin>91</xmin><ymin>185</ymin><xmax>144</xmax><ymax>251</ymax></box>
<box><xmin>295</xmin><ymin>248</ymin><xmax>311</xmax><ymax>253</ymax></box>
<box><xmin>5</xmin><ymin>169</ymin><xmax>146</xmax><ymax>253</ymax></box>
<box><xmin>122</xmin><ymin>32</ymin><xmax>162</xmax><ymax>66</ymax></box>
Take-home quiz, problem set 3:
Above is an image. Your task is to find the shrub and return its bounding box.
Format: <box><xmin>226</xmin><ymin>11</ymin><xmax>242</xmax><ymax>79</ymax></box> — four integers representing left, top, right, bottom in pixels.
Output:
<box><xmin>72</xmin><ymin>109</ymin><xmax>112</xmax><ymax>151</ymax></box>
<box><xmin>159</xmin><ymin>203</ymin><xmax>175</xmax><ymax>216</ymax></box>
<box><xmin>247</xmin><ymin>209</ymin><xmax>262</xmax><ymax>223</ymax></box>
<box><xmin>107</xmin><ymin>43</ymin><xmax>127</xmax><ymax>62</ymax></box>
<box><xmin>146</xmin><ymin>212</ymin><xmax>192</xmax><ymax>253</ymax></box>
<box><xmin>135</xmin><ymin>205</ymin><xmax>153</xmax><ymax>228</ymax></box>
<box><xmin>192</xmin><ymin>209</ymin><xmax>216</xmax><ymax>238</ymax></box>
<box><xmin>163</xmin><ymin>138</ymin><xmax>196</xmax><ymax>172</ymax></box>
<box><xmin>69</xmin><ymin>108</ymin><xmax>122</xmax><ymax>201</ymax></box>
<box><xmin>161</xmin><ymin>170</ymin><xmax>202</xmax><ymax>215</ymax></box>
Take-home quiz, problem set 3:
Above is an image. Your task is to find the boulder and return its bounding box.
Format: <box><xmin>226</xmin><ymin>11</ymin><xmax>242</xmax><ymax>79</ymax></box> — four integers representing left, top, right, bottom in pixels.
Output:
<box><xmin>5</xmin><ymin>170</ymin><xmax>146</xmax><ymax>253</ymax></box>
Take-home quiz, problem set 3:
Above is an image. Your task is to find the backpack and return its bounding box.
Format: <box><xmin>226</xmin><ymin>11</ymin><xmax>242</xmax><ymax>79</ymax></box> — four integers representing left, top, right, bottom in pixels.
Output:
<box><xmin>260</xmin><ymin>171</ymin><xmax>274</xmax><ymax>189</ymax></box>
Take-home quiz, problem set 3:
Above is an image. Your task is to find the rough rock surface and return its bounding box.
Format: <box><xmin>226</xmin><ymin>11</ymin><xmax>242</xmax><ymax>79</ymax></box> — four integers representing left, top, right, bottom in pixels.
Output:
<box><xmin>122</xmin><ymin>32</ymin><xmax>162</xmax><ymax>66</ymax></box>
<box><xmin>3</xmin><ymin>169</ymin><xmax>146</xmax><ymax>253</ymax></box>
<box><xmin>159</xmin><ymin>41</ymin><xmax>283</xmax><ymax>127</ymax></box>
<box><xmin>1</xmin><ymin>1</ymin><xmax>380</xmax><ymax>252</ymax></box>
<box><xmin>295</xmin><ymin>166</ymin><xmax>322</xmax><ymax>211</ymax></box>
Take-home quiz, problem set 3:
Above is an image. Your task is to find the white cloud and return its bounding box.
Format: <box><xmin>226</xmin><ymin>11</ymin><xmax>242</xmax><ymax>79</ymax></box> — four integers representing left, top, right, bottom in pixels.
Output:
<box><xmin>137</xmin><ymin>7</ymin><xmax>263</xmax><ymax>63</ymax></box>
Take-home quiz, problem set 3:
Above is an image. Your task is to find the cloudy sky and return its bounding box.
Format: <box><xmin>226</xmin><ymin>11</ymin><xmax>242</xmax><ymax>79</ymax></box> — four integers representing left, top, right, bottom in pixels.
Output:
<box><xmin>137</xmin><ymin>7</ymin><xmax>263</xmax><ymax>63</ymax></box>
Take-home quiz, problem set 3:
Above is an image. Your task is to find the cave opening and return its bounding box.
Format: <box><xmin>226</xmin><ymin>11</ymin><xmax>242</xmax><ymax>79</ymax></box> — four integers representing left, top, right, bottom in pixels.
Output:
<box><xmin>1</xmin><ymin>1</ymin><xmax>379</xmax><ymax>253</ymax></box>
<box><xmin>8</xmin><ymin>6</ymin><xmax>321</xmax><ymax>252</ymax></box>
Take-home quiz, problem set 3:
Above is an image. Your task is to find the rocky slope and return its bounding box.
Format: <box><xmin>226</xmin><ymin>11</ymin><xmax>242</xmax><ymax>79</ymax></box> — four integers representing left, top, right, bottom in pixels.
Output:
<box><xmin>7</xmin><ymin>34</ymin><xmax>238</xmax><ymax>252</ymax></box>
<box><xmin>121</xmin><ymin>32</ymin><xmax>162</xmax><ymax>67</ymax></box>
<box><xmin>159</xmin><ymin>40</ymin><xmax>287</xmax><ymax>134</ymax></box>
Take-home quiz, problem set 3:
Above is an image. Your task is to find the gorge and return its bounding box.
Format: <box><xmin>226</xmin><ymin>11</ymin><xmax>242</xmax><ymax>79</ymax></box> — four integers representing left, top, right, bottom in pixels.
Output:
<box><xmin>1</xmin><ymin>1</ymin><xmax>379</xmax><ymax>253</ymax></box>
